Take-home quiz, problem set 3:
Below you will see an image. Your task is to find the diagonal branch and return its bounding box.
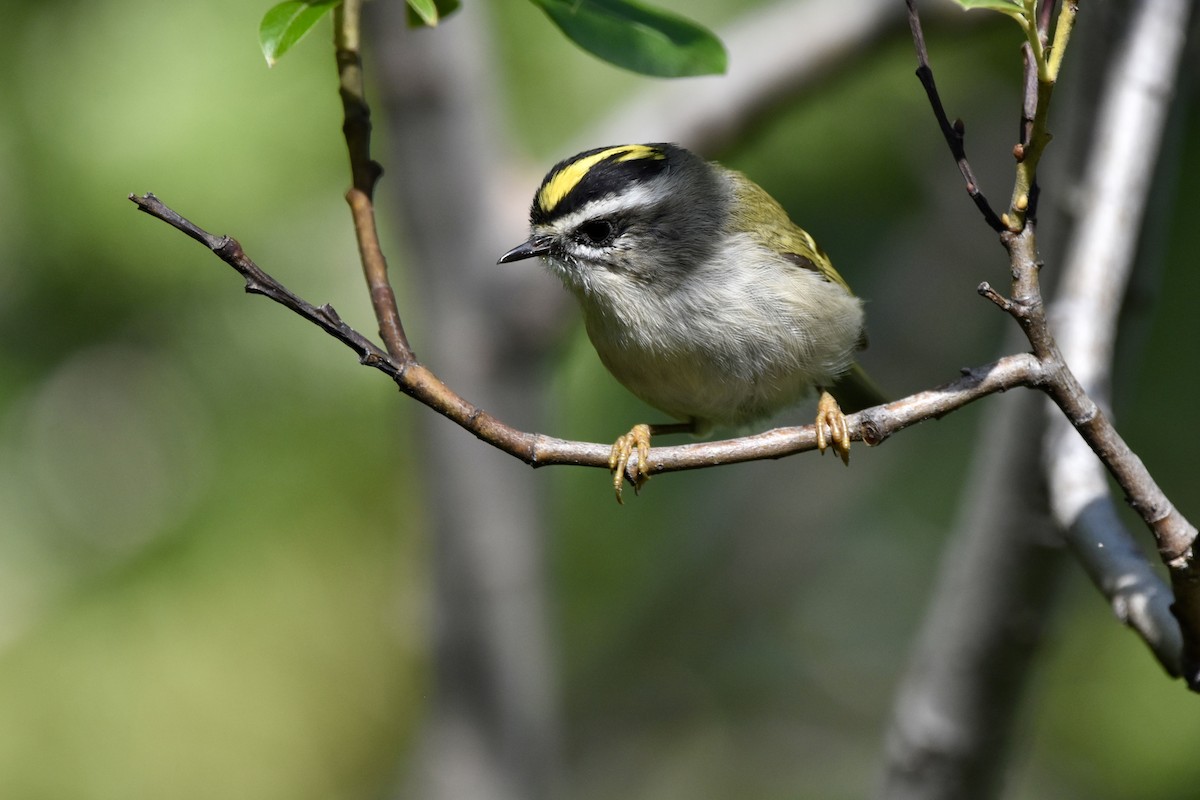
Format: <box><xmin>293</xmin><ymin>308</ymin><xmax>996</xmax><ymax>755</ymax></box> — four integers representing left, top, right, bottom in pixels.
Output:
<box><xmin>908</xmin><ymin>0</ymin><xmax>1199</xmax><ymax>686</ymax></box>
<box><xmin>1045</xmin><ymin>0</ymin><xmax>1197</xmax><ymax>678</ymax></box>
<box><xmin>128</xmin><ymin>191</ymin><xmax>1047</xmax><ymax>479</ymax></box>
<box><xmin>1001</xmin><ymin>227</ymin><xmax>1200</xmax><ymax>684</ymax></box>
<box><xmin>905</xmin><ymin>0</ymin><xmax>1005</xmax><ymax>232</ymax></box>
<box><xmin>127</xmin><ymin>193</ymin><xmax>391</xmax><ymax>367</ymax></box>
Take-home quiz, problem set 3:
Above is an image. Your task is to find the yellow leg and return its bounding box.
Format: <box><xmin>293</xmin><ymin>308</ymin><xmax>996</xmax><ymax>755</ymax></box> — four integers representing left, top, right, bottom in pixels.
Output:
<box><xmin>609</xmin><ymin>423</ymin><xmax>653</xmax><ymax>504</ymax></box>
<box><xmin>607</xmin><ymin>421</ymin><xmax>695</xmax><ymax>503</ymax></box>
<box><xmin>816</xmin><ymin>391</ymin><xmax>851</xmax><ymax>466</ymax></box>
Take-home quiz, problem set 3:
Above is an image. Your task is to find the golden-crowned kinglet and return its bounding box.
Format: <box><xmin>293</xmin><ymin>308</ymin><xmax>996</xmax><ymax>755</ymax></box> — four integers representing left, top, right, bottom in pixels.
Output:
<box><xmin>499</xmin><ymin>143</ymin><xmax>883</xmax><ymax>501</ymax></box>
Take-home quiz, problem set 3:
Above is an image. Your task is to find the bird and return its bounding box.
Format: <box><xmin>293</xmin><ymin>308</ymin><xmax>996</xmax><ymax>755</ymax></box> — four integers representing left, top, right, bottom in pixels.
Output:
<box><xmin>499</xmin><ymin>143</ymin><xmax>883</xmax><ymax>502</ymax></box>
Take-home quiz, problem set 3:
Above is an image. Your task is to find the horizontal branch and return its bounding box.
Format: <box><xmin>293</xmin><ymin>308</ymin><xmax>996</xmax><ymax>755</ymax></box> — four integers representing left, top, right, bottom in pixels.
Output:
<box><xmin>129</xmin><ymin>192</ymin><xmax>1044</xmax><ymax>478</ymax></box>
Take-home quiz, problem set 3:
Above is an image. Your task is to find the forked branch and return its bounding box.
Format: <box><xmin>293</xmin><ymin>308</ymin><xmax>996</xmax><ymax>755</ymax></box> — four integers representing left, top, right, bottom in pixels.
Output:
<box><xmin>130</xmin><ymin>191</ymin><xmax>1047</xmax><ymax>477</ymax></box>
<box><xmin>908</xmin><ymin>0</ymin><xmax>1199</xmax><ymax>687</ymax></box>
<box><xmin>335</xmin><ymin>0</ymin><xmax>412</xmax><ymax>362</ymax></box>
<box><xmin>130</xmin><ymin>0</ymin><xmax>1197</xmax><ymax>684</ymax></box>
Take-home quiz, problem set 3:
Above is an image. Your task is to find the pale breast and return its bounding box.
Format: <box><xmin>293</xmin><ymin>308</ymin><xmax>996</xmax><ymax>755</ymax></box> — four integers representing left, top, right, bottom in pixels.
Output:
<box><xmin>582</xmin><ymin>236</ymin><xmax>865</xmax><ymax>428</ymax></box>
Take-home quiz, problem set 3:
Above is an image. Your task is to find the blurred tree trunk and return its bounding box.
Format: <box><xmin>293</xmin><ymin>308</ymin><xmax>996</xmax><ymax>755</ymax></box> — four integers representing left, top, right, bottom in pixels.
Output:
<box><xmin>877</xmin><ymin>385</ymin><xmax>1064</xmax><ymax>799</ymax></box>
<box><xmin>365</xmin><ymin>7</ymin><xmax>562</xmax><ymax>799</ymax></box>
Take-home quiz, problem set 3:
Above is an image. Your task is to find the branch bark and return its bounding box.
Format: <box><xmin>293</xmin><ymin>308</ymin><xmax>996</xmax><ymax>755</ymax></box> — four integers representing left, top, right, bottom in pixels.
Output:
<box><xmin>335</xmin><ymin>0</ymin><xmax>412</xmax><ymax>362</ymax></box>
<box><xmin>904</xmin><ymin>0</ymin><xmax>1005</xmax><ymax>232</ymax></box>
<box><xmin>363</xmin><ymin>5</ymin><xmax>562</xmax><ymax>799</ymax></box>
<box><xmin>879</xmin><ymin>5</ymin><xmax>1196</xmax><ymax>794</ymax></box>
<box><xmin>903</xmin><ymin>0</ymin><xmax>1199</xmax><ymax>688</ymax></box>
<box><xmin>136</xmin><ymin>190</ymin><xmax>1061</xmax><ymax>482</ymax></box>
<box><xmin>1045</xmin><ymin>0</ymin><xmax>1195</xmax><ymax>678</ymax></box>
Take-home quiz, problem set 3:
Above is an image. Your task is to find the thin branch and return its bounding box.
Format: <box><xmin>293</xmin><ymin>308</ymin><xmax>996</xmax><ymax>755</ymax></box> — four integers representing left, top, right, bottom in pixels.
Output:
<box><xmin>906</xmin><ymin>0</ymin><xmax>1006</xmax><ymax>232</ymax></box>
<box><xmin>1045</xmin><ymin>0</ymin><xmax>1079</xmax><ymax>83</ymax></box>
<box><xmin>1007</xmin><ymin>0</ymin><xmax>1078</xmax><ymax>230</ymax></box>
<box><xmin>996</xmin><ymin>193</ymin><xmax>1199</xmax><ymax>686</ymax></box>
<box><xmin>1017</xmin><ymin>0</ymin><xmax>1049</xmax><ymax>82</ymax></box>
<box><xmin>909</xmin><ymin>0</ymin><xmax>1199</xmax><ymax>687</ymax></box>
<box><xmin>346</xmin><ymin>187</ymin><xmax>410</xmax><ymax>359</ymax></box>
<box><xmin>1019</xmin><ymin>43</ymin><xmax>1042</xmax><ymax>220</ymax></box>
<box><xmin>334</xmin><ymin>0</ymin><xmax>413</xmax><ymax>362</ymax></box>
<box><xmin>128</xmin><ymin>191</ymin><xmax>1046</xmax><ymax>478</ymax></box>
<box><xmin>1037</xmin><ymin>0</ymin><xmax>1057</xmax><ymax>45</ymax></box>
<box><xmin>127</xmin><ymin>194</ymin><xmax>389</xmax><ymax>365</ymax></box>
<box><xmin>1019</xmin><ymin>44</ymin><xmax>1037</xmax><ymax>148</ymax></box>
<box><xmin>998</xmin><ymin>216</ymin><xmax>1199</xmax><ymax>684</ymax></box>
<box><xmin>1045</xmin><ymin>0</ymin><xmax>1197</xmax><ymax>678</ymax></box>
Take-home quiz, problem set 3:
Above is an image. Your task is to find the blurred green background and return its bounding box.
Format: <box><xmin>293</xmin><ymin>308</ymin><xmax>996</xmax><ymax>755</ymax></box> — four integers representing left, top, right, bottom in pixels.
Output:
<box><xmin>0</xmin><ymin>1</ymin><xmax>1197</xmax><ymax>798</ymax></box>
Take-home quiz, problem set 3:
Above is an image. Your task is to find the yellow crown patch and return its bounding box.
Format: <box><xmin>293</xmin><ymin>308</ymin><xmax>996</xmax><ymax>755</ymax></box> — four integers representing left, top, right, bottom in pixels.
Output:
<box><xmin>536</xmin><ymin>144</ymin><xmax>665</xmax><ymax>216</ymax></box>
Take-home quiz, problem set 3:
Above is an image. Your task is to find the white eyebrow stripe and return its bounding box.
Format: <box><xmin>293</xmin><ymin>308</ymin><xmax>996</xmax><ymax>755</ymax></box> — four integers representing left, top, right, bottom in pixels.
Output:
<box><xmin>540</xmin><ymin>184</ymin><xmax>660</xmax><ymax>234</ymax></box>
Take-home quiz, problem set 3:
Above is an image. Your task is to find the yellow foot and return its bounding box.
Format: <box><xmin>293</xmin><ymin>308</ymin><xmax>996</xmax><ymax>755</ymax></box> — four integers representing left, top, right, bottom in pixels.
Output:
<box><xmin>816</xmin><ymin>391</ymin><xmax>851</xmax><ymax>466</ymax></box>
<box><xmin>609</xmin><ymin>423</ymin><xmax>653</xmax><ymax>504</ymax></box>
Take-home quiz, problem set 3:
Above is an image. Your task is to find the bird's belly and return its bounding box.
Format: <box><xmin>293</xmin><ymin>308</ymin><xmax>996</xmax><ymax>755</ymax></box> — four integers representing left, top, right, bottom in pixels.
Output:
<box><xmin>585</xmin><ymin>295</ymin><xmax>861</xmax><ymax>428</ymax></box>
<box><xmin>599</xmin><ymin>348</ymin><xmax>808</xmax><ymax>428</ymax></box>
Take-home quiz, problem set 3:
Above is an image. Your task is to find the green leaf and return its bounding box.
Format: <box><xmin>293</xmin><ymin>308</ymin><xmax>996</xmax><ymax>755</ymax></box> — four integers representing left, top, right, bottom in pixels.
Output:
<box><xmin>406</xmin><ymin>0</ymin><xmax>439</xmax><ymax>26</ymax></box>
<box><xmin>259</xmin><ymin>0</ymin><xmax>343</xmax><ymax>67</ymax></box>
<box><xmin>406</xmin><ymin>0</ymin><xmax>461</xmax><ymax>28</ymax></box>
<box><xmin>954</xmin><ymin>0</ymin><xmax>1027</xmax><ymax>20</ymax></box>
<box><xmin>530</xmin><ymin>0</ymin><xmax>727</xmax><ymax>78</ymax></box>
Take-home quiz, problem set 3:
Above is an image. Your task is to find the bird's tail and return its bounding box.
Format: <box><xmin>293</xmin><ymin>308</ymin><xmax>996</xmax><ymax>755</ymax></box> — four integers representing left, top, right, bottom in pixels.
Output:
<box><xmin>829</xmin><ymin>363</ymin><xmax>887</xmax><ymax>414</ymax></box>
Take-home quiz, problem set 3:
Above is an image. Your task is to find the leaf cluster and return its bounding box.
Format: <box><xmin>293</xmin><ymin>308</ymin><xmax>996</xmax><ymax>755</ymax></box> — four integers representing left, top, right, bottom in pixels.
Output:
<box><xmin>259</xmin><ymin>0</ymin><xmax>726</xmax><ymax>76</ymax></box>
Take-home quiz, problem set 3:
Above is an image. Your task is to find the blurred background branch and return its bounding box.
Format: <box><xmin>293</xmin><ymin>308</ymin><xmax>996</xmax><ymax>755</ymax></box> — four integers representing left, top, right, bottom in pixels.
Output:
<box><xmin>367</xmin><ymin>5</ymin><xmax>561</xmax><ymax>799</ymax></box>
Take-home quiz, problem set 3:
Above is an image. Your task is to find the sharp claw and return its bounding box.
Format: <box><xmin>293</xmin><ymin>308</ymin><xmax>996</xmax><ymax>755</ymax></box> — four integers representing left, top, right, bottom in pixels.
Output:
<box><xmin>609</xmin><ymin>423</ymin><xmax>653</xmax><ymax>504</ymax></box>
<box><xmin>635</xmin><ymin>432</ymin><xmax>651</xmax><ymax>487</ymax></box>
<box><xmin>609</xmin><ymin>442</ymin><xmax>629</xmax><ymax>503</ymax></box>
<box><xmin>816</xmin><ymin>391</ymin><xmax>851</xmax><ymax>466</ymax></box>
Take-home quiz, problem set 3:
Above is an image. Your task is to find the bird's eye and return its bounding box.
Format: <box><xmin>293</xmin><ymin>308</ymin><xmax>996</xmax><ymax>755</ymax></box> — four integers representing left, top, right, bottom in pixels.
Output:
<box><xmin>577</xmin><ymin>219</ymin><xmax>615</xmax><ymax>246</ymax></box>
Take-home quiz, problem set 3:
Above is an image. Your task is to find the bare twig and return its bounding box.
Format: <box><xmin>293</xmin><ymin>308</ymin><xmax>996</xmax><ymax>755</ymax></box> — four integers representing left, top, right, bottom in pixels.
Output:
<box><xmin>1037</xmin><ymin>0</ymin><xmax>1057</xmax><ymax>45</ymax></box>
<box><xmin>1001</xmin><ymin>222</ymin><xmax>1199</xmax><ymax>672</ymax></box>
<box><xmin>128</xmin><ymin>191</ymin><xmax>1049</xmax><ymax>479</ymax></box>
<box><xmin>1046</xmin><ymin>0</ymin><xmax>1196</xmax><ymax>678</ymax></box>
<box><xmin>881</xmin><ymin>5</ymin><xmax>1193</xmax><ymax>792</ymax></box>
<box><xmin>906</xmin><ymin>0</ymin><xmax>1199</xmax><ymax>686</ymax></box>
<box><xmin>906</xmin><ymin>0</ymin><xmax>1005</xmax><ymax>232</ymax></box>
<box><xmin>1007</xmin><ymin>0</ymin><xmax>1078</xmax><ymax>231</ymax></box>
<box><xmin>127</xmin><ymin>194</ymin><xmax>391</xmax><ymax>366</ymax></box>
<box><xmin>1019</xmin><ymin>43</ymin><xmax>1042</xmax><ymax>220</ymax></box>
<box><xmin>334</xmin><ymin>0</ymin><xmax>412</xmax><ymax>362</ymax></box>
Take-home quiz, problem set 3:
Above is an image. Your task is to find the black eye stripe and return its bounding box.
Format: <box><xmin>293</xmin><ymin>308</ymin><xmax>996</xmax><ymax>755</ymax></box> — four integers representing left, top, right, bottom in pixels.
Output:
<box><xmin>577</xmin><ymin>219</ymin><xmax>615</xmax><ymax>245</ymax></box>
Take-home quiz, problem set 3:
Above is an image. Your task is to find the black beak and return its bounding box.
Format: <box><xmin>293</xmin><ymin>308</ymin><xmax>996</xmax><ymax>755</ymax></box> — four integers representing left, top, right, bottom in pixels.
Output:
<box><xmin>497</xmin><ymin>237</ymin><xmax>552</xmax><ymax>264</ymax></box>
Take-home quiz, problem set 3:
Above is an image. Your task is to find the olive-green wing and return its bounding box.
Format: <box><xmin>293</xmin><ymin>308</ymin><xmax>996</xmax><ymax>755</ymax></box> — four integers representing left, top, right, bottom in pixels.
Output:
<box><xmin>725</xmin><ymin>170</ymin><xmax>853</xmax><ymax>293</ymax></box>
